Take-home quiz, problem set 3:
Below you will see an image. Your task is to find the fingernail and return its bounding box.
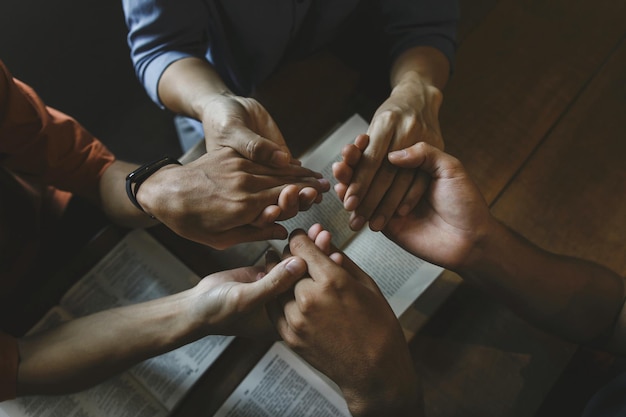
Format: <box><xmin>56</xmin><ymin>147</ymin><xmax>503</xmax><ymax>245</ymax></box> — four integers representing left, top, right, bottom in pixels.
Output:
<box><xmin>345</xmin><ymin>195</ymin><xmax>359</xmax><ymax>211</ymax></box>
<box><xmin>350</xmin><ymin>215</ymin><xmax>365</xmax><ymax>230</ymax></box>
<box><xmin>388</xmin><ymin>149</ymin><xmax>406</xmax><ymax>160</ymax></box>
<box><xmin>271</xmin><ymin>150</ymin><xmax>290</xmax><ymax>166</ymax></box>
<box><xmin>317</xmin><ymin>178</ymin><xmax>330</xmax><ymax>189</ymax></box>
<box><xmin>285</xmin><ymin>258</ymin><xmax>305</xmax><ymax>274</ymax></box>
<box><xmin>370</xmin><ymin>215</ymin><xmax>386</xmax><ymax>231</ymax></box>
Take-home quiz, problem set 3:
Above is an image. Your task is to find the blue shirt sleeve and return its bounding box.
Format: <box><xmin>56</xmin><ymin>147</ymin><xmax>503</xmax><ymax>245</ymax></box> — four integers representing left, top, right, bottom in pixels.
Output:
<box><xmin>122</xmin><ymin>0</ymin><xmax>210</xmax><ymax>108</ymax></box>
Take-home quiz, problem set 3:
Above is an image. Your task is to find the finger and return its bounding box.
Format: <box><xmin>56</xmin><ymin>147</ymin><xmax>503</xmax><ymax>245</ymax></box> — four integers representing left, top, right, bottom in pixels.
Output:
<box><xmin>341</xmin><ymin>141</ymin><xmax>364</xmax><ymax>167</ymax></box>
<box><xmin>288</xmin><ymin>230</ymin><xmax>342</xmax><ymax>283</ymax></box>
<box><xmin>313</xmin><ymin>230</ymin><xmax>333</xmax><ymax>255</ymax></box>
<box><xmin>349</xmin><ymin>159</ymin><xmax>398</xmax><ymax>230</ymax></box>
<box><xmin>332</xmin><ymin>161</ymin><xmax>354</xmax><ymax>185</ymax></box>
<box><xmin>277</xmin><ymin>185</ymin><xmax>300</xmax><ymax>220</ymax></box>
<box><xmin>243</xmin><ymin>256</ymin><xmax>307</xmax><ymax>307</ymax></box>
<box><xmin>343</xmin><ymin>128</ymin><xmax>393</xmax><ymax>212</ymax></box>
<box><xmin>236</xmin><ymin>156</ymin><xmax>323</xmax><ymax>179</ymax></box>
<box><xmin>206</xmin><ymin>224</ymin><xmax>288</xmax><ymax>250</ymax></box>
<box><xmin>225</xmin><ymin>127</ymin><xmax>292</xmax><ymax>168</ymax></box>
<box><xmin>307</xmin><ymin>223</ymin><xmax>324</xmax><ymax>241</ymax></box>
<box><xmin>387</xmin><ymin>142</ymin><xmax>463</xmax><ymax>180</ymax></box>
<box><xmin>307</xmin><ymin>224</ymin><xmax>338</xmax><ymax>256</ymax></box>
<box><xmin>368</xmin><ymin>169</ymin><xmax>415</xmax><ymax>231</ymax></box>
<box><xmin>329</xmin><ymin>252</ymin><xmax>343</xmax><ymax>265</ymax></box>
<box><xmin>250</xmin><ymin>205</ymin><xmax>281</xmax><ymax>227</ymax></box>
<box><xmin>354</xmin><ymin>133</ymin><xmax>370</xmax><ymax>151</ymax></box>
<box><xmin>396</xmin><ymin>170</ymin><xmax>430</xmax><ymax>216</ymax></box>
<box><xmin>298</xmin><ymin>187</ymin><xmax>319</xmax><ymax>211</ymax></box>
<box><xmin>334</xmin><ymin>182</ymin><xmax>348</xmax><ymax>202</ymax></box>
<box><xmin>288</xmin><ymin>230</ymin><xmax>381</xmax><ymax>295</ymax></box>
<box><xmin>327</xmin><ymin>248</ymin><xmax>382</xmax><ymax>295</ymax></box>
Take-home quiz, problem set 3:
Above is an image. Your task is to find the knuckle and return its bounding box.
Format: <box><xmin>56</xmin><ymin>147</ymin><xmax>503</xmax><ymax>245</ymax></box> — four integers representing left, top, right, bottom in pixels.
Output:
<box><xmin>245</xmin><ymin>138</ymin><xmax>259</xmax><ymax>160</ymax></box>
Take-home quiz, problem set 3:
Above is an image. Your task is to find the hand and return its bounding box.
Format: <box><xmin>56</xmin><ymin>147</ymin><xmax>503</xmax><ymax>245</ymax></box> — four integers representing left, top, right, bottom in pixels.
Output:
<box><xmin>191</xmin><ymin>257</ymin><xmax>307</xmax><ymax>339</ymax></box>
<box><xmin>137</xmin><ymin>147</ymin><xmax>330</xmax><ymax>249</ymax></box>
<box><xmin>384</xmin><ymin>142</ymin><xmax>495</xmax><ymax>271</ymax></box>
<box><xmin>200</xmin><ymin>93</ymin><xmax>295</xmax><ymax>167</ymax></box>
<box><xmin>267</xmin><ymin>228</ymin><xmax>421</xmax><ymax>417</ymax></box>
<box><xmin>337</xmin><ymin>80</ymin><xmax>444</xmax><ymax>232</ymax></box>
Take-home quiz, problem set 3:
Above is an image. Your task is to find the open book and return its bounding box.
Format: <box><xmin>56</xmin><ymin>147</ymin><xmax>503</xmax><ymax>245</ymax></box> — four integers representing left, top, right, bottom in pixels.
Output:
<box><xmin>0</xmin><ymin>230</ymin><xmax>233</xmax><ymax>417</ymax></box>
<box><xmin>214</xmin><ymin>114</ymin><xmax>444</xmax><ymax>416</ymax></box>
<box><xmin>270</xmin><ymin>114</ymin><xmax>444</xmax><ymax>316</ymax></box>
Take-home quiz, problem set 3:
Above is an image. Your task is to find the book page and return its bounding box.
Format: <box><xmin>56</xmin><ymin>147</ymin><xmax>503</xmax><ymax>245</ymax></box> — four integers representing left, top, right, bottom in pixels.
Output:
<box><xmin>214</xmin><ymin>342</ymin><xmax>351</xmax><ymax>417</ymax></box>
<box><xmin>343</xmin><ymin>228</ymin><xmax>443</xmax><ymax>316</ymax></box>
<box><xmin>59</xmin><ymin>229</ymin><xmax>201</xmax><ymax>315</ymax></box>
<box><xmin>0</xmin><ymin>374</ymin><xmax>168</xmax><ymax>417</ymax></box>
<box><xmin>269</xmin><ymin>114</ymin><xmax>369</xmax><ymax>251</ymax></box>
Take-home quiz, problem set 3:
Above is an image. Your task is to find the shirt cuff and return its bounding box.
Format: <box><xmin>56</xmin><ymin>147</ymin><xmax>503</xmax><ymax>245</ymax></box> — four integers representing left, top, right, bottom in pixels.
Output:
<box><xmin>142</xmin><ymin>51</ymin><xmax>196</xmax><ymax>109</ymax></box>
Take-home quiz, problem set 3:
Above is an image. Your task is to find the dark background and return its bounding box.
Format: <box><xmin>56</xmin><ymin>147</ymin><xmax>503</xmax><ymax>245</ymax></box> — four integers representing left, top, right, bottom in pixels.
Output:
<box><xmin>0</xmin><ymin>0</ymin><xmax>181</xmax><ymax>163</ymax></box>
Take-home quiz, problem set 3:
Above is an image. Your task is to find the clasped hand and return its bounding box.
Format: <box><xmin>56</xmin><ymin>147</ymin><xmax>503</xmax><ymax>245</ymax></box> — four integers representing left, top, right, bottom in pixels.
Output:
<box><xmin>334</xmin><ymin>80</ymin><xmax>444</xmax><ymax>232</ymax></box>
<box><xmin>138</xmin><ymin>146</ymin><xmax>329</xmax><ymax>249</ymax></box>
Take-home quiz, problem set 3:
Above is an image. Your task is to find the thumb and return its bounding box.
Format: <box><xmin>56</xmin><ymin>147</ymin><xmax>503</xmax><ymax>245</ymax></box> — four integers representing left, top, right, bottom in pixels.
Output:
<box><xmin>231</xmin><ymin>128</ymin><xmax>292</xmax><ymax>168</ymax></box>
<box><xmin>388</xmin><ymin>142</ymin><xmax>462</xmax><ymax>179</ymax></box>
<box><xmin>244</xmin><ymin>256</ymin><xmax>306</xmax><ymax>305</ymax></box>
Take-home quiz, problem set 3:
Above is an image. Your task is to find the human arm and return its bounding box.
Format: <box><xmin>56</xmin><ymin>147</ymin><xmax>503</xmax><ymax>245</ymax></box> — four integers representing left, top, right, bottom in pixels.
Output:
<box><xmin>158</xmin><ymin>57</ymin><xmax>294</xmax><ymax>166</ymax></box>
<box><xmin>123</xmin><ymin>0</ymin><xmax>295</xmax><ymax>165</ymax></box>
<box><xmin>15</xmin><ymin>257</ymin><xmax>306</xmax><ymax>396</ymax></box>
<box><xmin>340</xmin><ymin>46</ymin><xmax>449</xmax><ymax>232</ymax></box>
<box><xmin>267</xmin><ymin>229</ymin><xmax>422</xmax><ymax>417</ymax></box>
<box><xmin>383</xmin><ymin>142</ymin><xmax>626</xmax><ymax>352</ymax></box>
<box><xmin>338</xmin><ymin>0</ymin><xmax>458</xmax><ymax>232</ymax></box>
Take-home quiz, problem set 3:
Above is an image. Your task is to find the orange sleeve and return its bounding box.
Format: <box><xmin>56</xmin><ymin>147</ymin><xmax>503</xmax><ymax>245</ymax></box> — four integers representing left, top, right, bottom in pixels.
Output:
<box><xmin>0</xmin><ymin>332</ymin><xmax>18</xmax><ymax>402</ymax></box>
<box><xmin>0</xmin><ymin>60</ymin><xmax>115</xmax><ymax>202</ymax></box>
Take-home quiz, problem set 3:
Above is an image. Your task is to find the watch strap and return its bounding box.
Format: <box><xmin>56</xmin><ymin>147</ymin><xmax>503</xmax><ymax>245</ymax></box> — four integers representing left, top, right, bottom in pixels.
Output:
<box><xmin>125</xmin><ymin>156</ymin><xmax>182</xmax><ymax>213</ymax></box>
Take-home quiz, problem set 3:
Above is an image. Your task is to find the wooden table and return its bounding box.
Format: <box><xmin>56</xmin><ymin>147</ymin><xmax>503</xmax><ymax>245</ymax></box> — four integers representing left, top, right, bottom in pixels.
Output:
<box><xmin>14</xmin><ymin>0</ymin><xmax>626</xmax><ymax>415</ymax></box>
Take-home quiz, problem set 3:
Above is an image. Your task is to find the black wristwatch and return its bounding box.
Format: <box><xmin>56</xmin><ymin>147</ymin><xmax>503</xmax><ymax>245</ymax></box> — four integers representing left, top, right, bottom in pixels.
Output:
<box><xmin>125</xmin><ymin>156</ymin><xmax>182</xmax><ymax>213</ymax></box>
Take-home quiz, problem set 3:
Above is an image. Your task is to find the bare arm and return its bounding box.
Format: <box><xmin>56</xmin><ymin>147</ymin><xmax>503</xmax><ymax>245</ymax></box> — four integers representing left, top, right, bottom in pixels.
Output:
<box><xmin>463</xmin><ymin>220</ymin><xmax>626</xmax><ymax>350</ymax></box>
<box><xmin>17</xmin><ymin>258</ymin><xmax>305</xmax><ymax>396</ymax></box>
<box><xmin>158</xmin><ymin>57</ymin><xmax>292</xmax><ymax>166</ymax></box>
<box><xmin>98</xmin><ymin>160</ymin><xmax>158</xmax><ymax>228</ymax></box>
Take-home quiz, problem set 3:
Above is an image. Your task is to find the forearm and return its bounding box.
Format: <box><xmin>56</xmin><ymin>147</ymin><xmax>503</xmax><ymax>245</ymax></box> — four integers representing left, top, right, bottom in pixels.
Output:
<box><xmin>17</xmin><ymin>288</ymin><xmax>205</xmax><ymax>395</ymax></box>
<box><xmin>461</xmin><ymin>220</ymin><xmax>626</xmax><ymax>347</ymax></box>
<box><xmin>158</xmin><ymin>57</ymin><xmax>232</xmax><ymax>119</ymax></box>
<box><xmin>98</xmin><ymin>160</ymin><xmax>158</xmax><ymax>228</ymax></box>
<box><xmin>390</xmin><ymin>46</ymin><xmax>450</xmax><ymax>92</ymax></box>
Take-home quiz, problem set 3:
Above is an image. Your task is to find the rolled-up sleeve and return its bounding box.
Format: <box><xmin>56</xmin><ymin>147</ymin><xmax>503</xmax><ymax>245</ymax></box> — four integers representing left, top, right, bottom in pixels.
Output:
<box><xmin>381</xmin><ymin>0</ymin><xmax>459</xmax><ymax>72</ymax></box>
<box><xmin>122</xmin><ymin>0</ymin><xmax>211</xmax><ymax>107</ymax></box>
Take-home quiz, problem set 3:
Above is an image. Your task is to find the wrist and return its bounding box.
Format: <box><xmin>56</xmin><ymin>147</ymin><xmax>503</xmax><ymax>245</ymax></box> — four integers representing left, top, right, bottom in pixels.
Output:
<box><xmin>133</xmin><ymin>162</ymin><xmax>182</xmax><ymax>218</ymax></box>
<box><xmin>459</xmin><ymin>217</ymin><xmax>517</xmax><ymax>278</ymax></box>
<box><xmin>391</xmin><ymin>74</ymin><xmax>442</xmax><ymax>102</ymax></box>
<box><xmin>193</xmin><ymin>90</ymin><xmax>236</xmax><ymax>123</ymax></box>
<box><xmin>344</xmin><ymin>376</ymin><xmax>423</xmax><ymax>417</ymax></box>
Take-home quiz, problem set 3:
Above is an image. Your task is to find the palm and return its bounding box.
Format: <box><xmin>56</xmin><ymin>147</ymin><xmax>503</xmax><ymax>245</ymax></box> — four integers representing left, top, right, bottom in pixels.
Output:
<box><xmin>196</xmin><ymin>268</ymin><xmax>277</xmax><ymax>338</ymax></box>
<box><xmin>384</xmin><ymin>175</ymin><xmax>489</xmax><ymax>271</ymax></box>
